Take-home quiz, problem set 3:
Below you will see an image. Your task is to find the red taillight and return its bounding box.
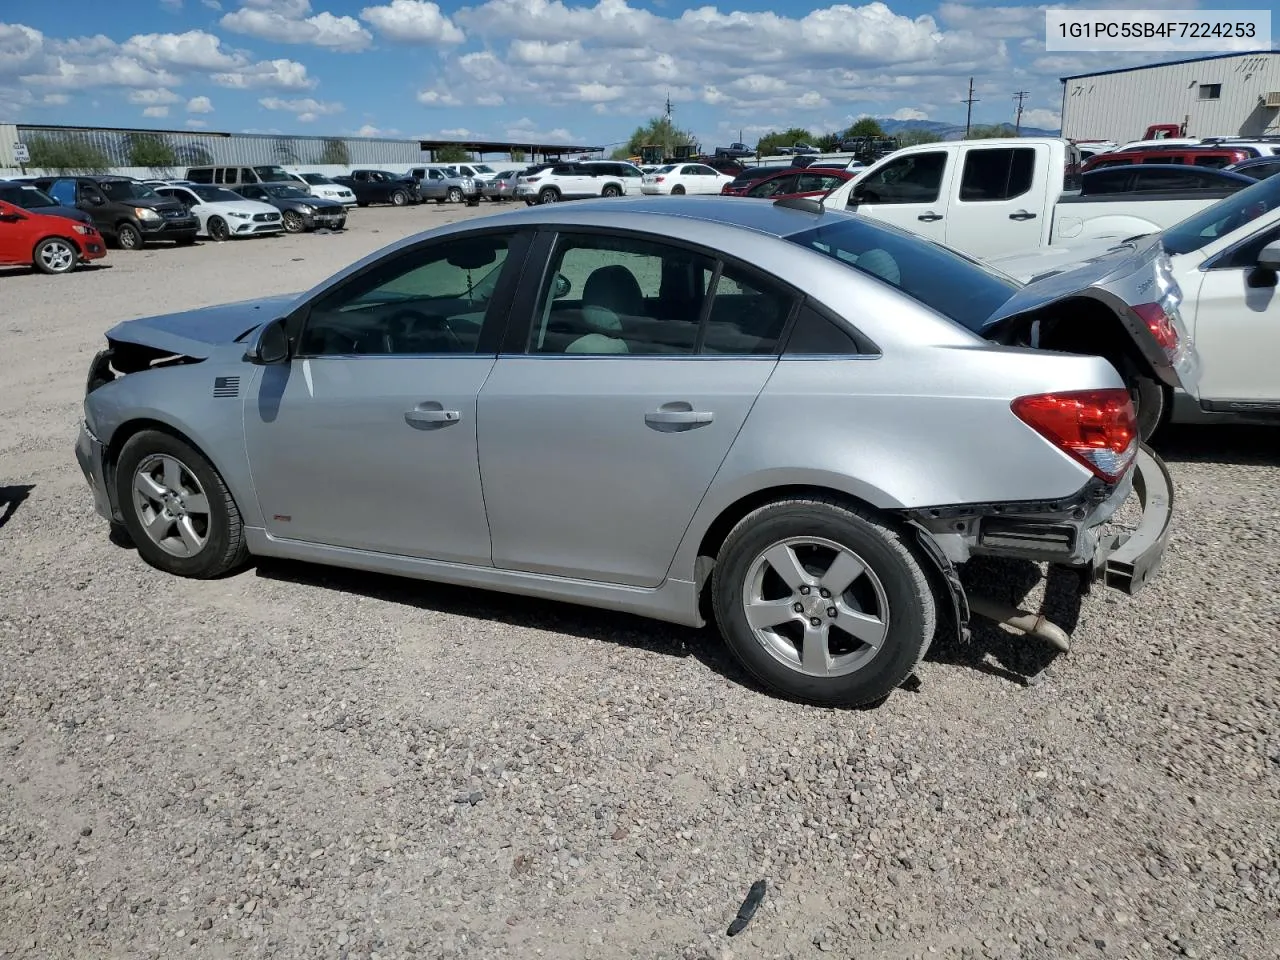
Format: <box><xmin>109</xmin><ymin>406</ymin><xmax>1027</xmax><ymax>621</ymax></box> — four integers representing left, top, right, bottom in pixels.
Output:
<box><xmin>655</xmin><ymin>176</ymin><xmax>665</xmax><ymax>182</ymax></box>
<box><xmin>1131</xmin><ymin>302</ymin><xmax>1178</xmax><ymax>353</ymax></box>
<box><xmin>524</xmin><ymin>176</ymin><xmax>541</xmax><ymax>182</ymax></box>
<box><xmin>1011</xmin><ymin>389</ymin><xmax>1137</xmax><ymax>482</ymax></box>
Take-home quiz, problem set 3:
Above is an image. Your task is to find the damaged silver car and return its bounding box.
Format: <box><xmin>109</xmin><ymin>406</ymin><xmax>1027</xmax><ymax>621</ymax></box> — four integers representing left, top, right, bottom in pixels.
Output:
<box><xmin>76</xmin><ymin>197</ymin><xmax>1181</xmax><ymax>706</ymax></box>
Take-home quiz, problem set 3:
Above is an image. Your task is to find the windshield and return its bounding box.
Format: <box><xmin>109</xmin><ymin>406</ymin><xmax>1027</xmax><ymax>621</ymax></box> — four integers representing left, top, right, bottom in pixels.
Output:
<box><xmin>470</xmin><ymin>164</ymin><xmax>494</xmax><ymax>173</ymax></box>
<box><xmin>253</xmin><ymin>165</ymin><xmax>293</xmax><ymax>183</ymax></box>
<box><xmin>99</xmin><ymin>180</ymin><xmax>159</xmax><ymax>201</ymax></box>
<box><xmin>655</xmin><ymin>165</ymin><xmax>676</xmax><ymax>174</ymax></box>
<box><xmin>301</xmin><ymin>173</ymin><xmax>331</xmax><ymax>184</ymax></box>
<box><xmin>191</xmin><ymin>185</ymin><xmax>244</xmax><ymax>203</ymax></box>
<box><xmin>787</xmin><ymin>217</ymin><xmax>1020</xmax><ymax>334</ymax></box>
<box><xmin>1162</xmin><ymin>173</ymin><xmax>1280</xmax><ymax>255</ymax></box>
<box><xmin>0</xmin><ymin>185</ymin><xmax>57</xmax><ymax>208</ymax></box>
<box><xmin>263</xmin><ymin>184</ymin><xmax>311</xmax><ymax>199</ymax></box>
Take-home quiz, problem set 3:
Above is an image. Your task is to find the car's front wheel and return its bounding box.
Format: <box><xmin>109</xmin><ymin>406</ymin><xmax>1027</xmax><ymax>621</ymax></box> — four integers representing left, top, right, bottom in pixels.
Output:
<box><xmin>115</xmin><ymin>222</ymin><xmax>142</xmax><ymax>250</ymax></box>
<box><xmin>601</xmin><ymin>183</ymin><xmax>621</xmax><ymax>198</ymax></box>
<box><xmin>32</xmin><ymin>237</ymin><xmax>78</xmax><ymax>274</ymax></box>
<box><xmin>712</xmin><ymin>497</ymin><xmax>936</xmax><ymax>707</ymax></box>
<box><xmin>447</xmin><ymin>187</ymin><xmax>463</xmax><ymax>203</ymax></box>
<box><xmin>671</xmin><ymin>185</ymin><xmax>686</xmax><ymax>195</ymax></box>
<box><xmin>282</xmin><ymin>210</ymin><xmax>305</xmax><ymax>232</ymax></box>
<box><xmin>391</xmin><ymin>190</ymin><xmax>408</xmax><ymax>206</ymax></box>
<box><xmin>114</xmin><ymin>430</ymin><xmax>249</xmax><ymax>579</ymax></box>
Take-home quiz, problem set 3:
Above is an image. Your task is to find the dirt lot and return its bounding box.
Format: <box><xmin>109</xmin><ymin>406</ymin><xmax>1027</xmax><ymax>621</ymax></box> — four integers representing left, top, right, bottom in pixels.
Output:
<box><xmin>1</xmin><ymin>202</ymin><xmax>1278</xmax><ymax>960</ymax></box>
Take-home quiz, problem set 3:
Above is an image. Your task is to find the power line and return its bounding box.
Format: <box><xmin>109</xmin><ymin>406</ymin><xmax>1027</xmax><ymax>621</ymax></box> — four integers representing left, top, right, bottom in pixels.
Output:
<box><xmin>963</xmin><ymin>78</ymin><xmax>979</xmax><ymax>138</ymax></box>
<box><xmin>1013</xmin><ymin>90</ymin><xmax>1030</xmax><ymax>135</ymax></box>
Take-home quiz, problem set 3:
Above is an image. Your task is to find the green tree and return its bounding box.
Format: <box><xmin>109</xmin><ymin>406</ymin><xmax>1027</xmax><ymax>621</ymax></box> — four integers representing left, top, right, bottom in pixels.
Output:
<box><xmin>434</xmin><ymin>143</ymin><xmax>470</xmax><ymax>163</ymax></box>
<box><xmin>510</xmin><ymin>148</ymin><xmax>525</xmax><ymax>162</ymax></box>
<box><xmin>756</xmin><ymin>127</ymin><xmax>815</xmax><ymax>156</ymax></box>
<box><xmin>25</xmin><ymin>135</ymin><xmax>110</xmax><ymax>173</ymax></box>
<box><xmin>897</xmin><ymin>129</ymin><xmax>944</xmax><ymax>147</ymax></box>
<box><xmin>317</xmin><ymin>137</ymin><xmax>351</xmax><ymax>165</ymax></box>
<box><xmin>126</xmin><ymin>132</ymin><xmax>177</xmax><ymax>168</ymax></box>
<box><xmin>624</xmin><ymin>116</ymin><xmax>695</xmax><ymax>159</ymax></box>
<box><xmin>967</xmin><ymin>123</ymin><xmax>1017</xmax><ymax>139</ymax></box>
<box><xmin>817</xmin><ymin>132</ymin><xmax>841</xmax><ymax>152</ymax></box>
<box><xmin>610</xmin><ymin>146</ymin><xmax>633</xmax><ymax>160</ymax></box>
<box><xmin>844</xmin><ymin>117</ymin><xmax>885</xmax><ymax>139</ymax></box>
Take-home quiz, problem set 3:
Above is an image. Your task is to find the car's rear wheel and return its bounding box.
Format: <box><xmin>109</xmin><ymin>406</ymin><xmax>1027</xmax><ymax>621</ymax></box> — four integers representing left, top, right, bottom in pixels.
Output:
<box><xmin>282</xmin><ymin>210</ymin><xmax>305</xmax><ymax>233</ymax></box>
<box><xmin>602</xmin><ymin>183</ymin><xmax>621</xmax><ymax>198</ymax></box>
<box><xmin>447</xmin><ymin>187</ymin><xmax>463</xmax><ymax>203</ymax></box>
<box><xmin>391</xmin><ymin>190</ymin><xmax>408</xmax><ymax>206</ymax></box>
<box><xmin>671</xmin><ymin>185</ymin><xmax>686</xmax><ymax>195</ymax></box>
<box><xmin>32</xmin><ymin>237</ymin><xmax>78</xmax><ymax>275</ymax></box>
<box><xmin>115</xmin><ymin>223</ymin><xmax>142</xmax><ymax>250</ymax></box>
<box><xmin>206</xmin><ymin>217</ymin><xmax>230</xmax><ymax>242</ymax></box>
<box><xmin>538</xmin><ymin>188</ymin><xmax>560</xmax><ymax>204</ymax></box>
<box><xmin>1118</xmin><ymin>358</ymin><xmax>1169</xmax><ymax>441</ymax></box>
<box><xmin>114</xmin><ymin>430</ymin><xmax>248</xmax><ymax>579</ymax></box>
<box><xmin>712</xmin><ymin>497</ymin><xmax>936</xmax><ymax>707</ymax></box>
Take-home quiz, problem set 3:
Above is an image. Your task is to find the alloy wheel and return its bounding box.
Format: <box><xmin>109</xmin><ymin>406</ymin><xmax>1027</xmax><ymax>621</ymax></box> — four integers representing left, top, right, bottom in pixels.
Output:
<box><xmin>741</xmin><ymin>536</ymin><xmax>890</xmax><ymax>678</ymax></box>
<box><xmin>131</xmin><ymin>454</ymin><xmax>212</xmax><ymax>558</ymax></box>
<box><xmin>37</xmin><ymin>239</ymin><xmax>75</xmax><ymax>273</ymax></box>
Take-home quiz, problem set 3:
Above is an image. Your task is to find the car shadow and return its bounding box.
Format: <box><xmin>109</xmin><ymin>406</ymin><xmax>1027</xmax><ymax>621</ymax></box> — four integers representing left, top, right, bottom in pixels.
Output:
<box><xmin>0</xmin><ymin>484</ymin><xmax>34</xmax><ymax>532</ymax></box>
<box><xmin>1153</xmin><ymin>423</ymin><xmax>1280</xmax><ymax>467</ymax></box>
<box><xmin>254</xmin><ymin>550</ymin><xmax>1081</xmax><ymax>707</ymax></box>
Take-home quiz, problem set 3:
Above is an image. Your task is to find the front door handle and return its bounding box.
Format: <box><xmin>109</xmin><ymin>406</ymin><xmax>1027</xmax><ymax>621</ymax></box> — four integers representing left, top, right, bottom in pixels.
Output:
<box><xmin>645</xmin><ymin>406</ymin><xmax>715</xmax><ymax>431</ymax></box>
<box><xmin>404</xmin><ymin>407</ymin><xmax>460</xmax><ymax>427</ymax></box>
<box><xmin>917</xmin><ymin>212</ymin><xmax>943</xmax><ymax>222</ymax></box>
<box><xmin>1009</xmin><ymin>210</ymin><xmax>1038</xmax><ymax>221</ymax></box>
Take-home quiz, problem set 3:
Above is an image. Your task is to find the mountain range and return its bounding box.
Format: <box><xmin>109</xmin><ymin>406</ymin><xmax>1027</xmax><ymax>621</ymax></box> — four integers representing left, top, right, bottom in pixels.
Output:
<box><xmin>876</xmin><ymin>118</ymin><xmax>1062</xmax><ymax>139</ymax></box>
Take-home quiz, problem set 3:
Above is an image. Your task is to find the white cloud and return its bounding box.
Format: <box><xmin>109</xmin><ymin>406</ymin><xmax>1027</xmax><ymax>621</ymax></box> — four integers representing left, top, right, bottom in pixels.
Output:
<box><xmin>504</xmin><ymin>117</ymin><xmax>576</xmax><ymax>143</ymax></box>
<box><xmin>439</xmin><ymin>126</ymin><xmax>472</xmax><ymax>136</ymax></box>
<box><xmin>890</xmin><ymin>107</ymin><xmax>928</xmax><ymax>121</ymax></box>
<box><xmin>259</xmin><ymin>95</ymin><xmax>344</xmax><ymax>120</ymax></box>
<box><xmin>417</xmin><ymin>87</ymin><xmax>461</xmax><ymax>106</ymax></box>
<box><xmin>1019</xmin><ymin>107</ymin><xmax>1061</xmax><ymax>129</ymax></box>
<box><xmin>187</xmin><ymin>94</ymin><xmax>214</xmax><ymax>112</ymax></box>
<box><xmin>142</xmin><ymin>105</ymin><xmax>169</xmax><ymax>117</ymax></box>
<box><xmin>42</xmin><ymin>92</ymin><xmax>70</xmax><ymax>105</ymax></box>
<box><xmin>129</xmin><ymin>87</ymin><xmax>181</xmax><ymax>104</ymax></box>
<box><xmin>221</xmin><ymin>0</ymin><xmax>373</xmax><ymax>51</ymax></box>
<box><xmin>202</xmin><ymin>0</ymin><xmax>223</xmax><ymax>8</ymax></box>
<box><xmin>355</xmin><ymin>122</ymin><xmax>401</xmax><ymax>136</ymax></box>
<box><xmin>212</xmin><ymin>57</ymin><xmax>315</xmax><ymax>89</ymax></box>
<box><xmin>22</xmin><ymin>56</ymin><xmax>180</xmax><ymax>89</ymax></box>
<box><xmin>186</xmin><ymin>118</ymin><xmax>209</xmax><ymax>127</ymax></box>
<box><xmin>360</xmin><ymin>0</ymin><xmax>465</xmax><ymax>44</ymax></box>
<box><xmin>123</xmin><ymin>30</ymin><xmax>241</xmax><ymax>70</ymax></box>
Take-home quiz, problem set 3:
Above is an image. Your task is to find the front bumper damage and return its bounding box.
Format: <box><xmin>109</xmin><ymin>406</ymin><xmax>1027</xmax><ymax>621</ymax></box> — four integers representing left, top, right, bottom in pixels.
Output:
<box><xmin>905</xmin><ymin>443</ymin><xmax>1174</xmax><ymax>651</ymax></box>
<box><xmin>75</xmin><ymin>420</ymin><xmax>113</xmax><ymax>522</ymax></box>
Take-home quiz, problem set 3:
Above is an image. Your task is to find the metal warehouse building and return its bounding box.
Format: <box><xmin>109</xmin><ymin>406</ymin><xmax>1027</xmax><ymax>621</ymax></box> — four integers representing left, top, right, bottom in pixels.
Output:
<box><xmin>1060</xmin><ymin>50</ymin><xmax>1280</xmax><ymax>143</ymax></box>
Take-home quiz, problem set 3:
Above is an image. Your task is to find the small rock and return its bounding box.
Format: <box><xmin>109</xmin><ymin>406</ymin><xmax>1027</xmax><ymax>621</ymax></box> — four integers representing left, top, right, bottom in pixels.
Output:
<box><xmin>199</xmin><ymin>918</ymin><xmax>212</xmax><ymax>931</ymax></box>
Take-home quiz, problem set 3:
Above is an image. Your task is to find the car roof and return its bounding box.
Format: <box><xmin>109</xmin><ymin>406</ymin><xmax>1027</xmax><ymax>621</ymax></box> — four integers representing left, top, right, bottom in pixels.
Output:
<box><xmin>1085</xmin><ymin>163</ymin><xmax>1254</xmax><ymax>180</ymax></box>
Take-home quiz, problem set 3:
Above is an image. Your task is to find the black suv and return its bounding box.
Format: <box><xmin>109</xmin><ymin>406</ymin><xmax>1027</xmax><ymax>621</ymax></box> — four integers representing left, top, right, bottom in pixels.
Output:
<box><xmin>330</xmin><ymin>170</ymin><xmax>422</xmax><ymax>207</ymax></box>
<box><xmin>34</xmin><ymin>176</ymin><xmax>198</xmax><ymax>249</ymax></box>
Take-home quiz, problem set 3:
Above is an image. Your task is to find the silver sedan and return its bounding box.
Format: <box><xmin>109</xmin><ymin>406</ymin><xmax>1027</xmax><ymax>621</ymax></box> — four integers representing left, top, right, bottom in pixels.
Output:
<box><xmin>75</xmin><ymin>197</ymin><xmax>1174</xmax><ymax>707</ymax></box>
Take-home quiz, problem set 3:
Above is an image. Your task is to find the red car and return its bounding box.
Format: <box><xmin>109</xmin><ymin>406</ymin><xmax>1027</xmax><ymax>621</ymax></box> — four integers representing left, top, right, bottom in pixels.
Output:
<box><xmin>1082</xmin><ymin>146</ymin><xmax>1252</xmax><ymax>172</ymax></box>
<box><xmin>0</xmin><ymin>198</ymin><xmax>106</xmax><ymax>275</ymax></box>
<box><xmin>733</xmin><ymin>167</ymin><xmax>856</xmax><ymax>200</ymax></box>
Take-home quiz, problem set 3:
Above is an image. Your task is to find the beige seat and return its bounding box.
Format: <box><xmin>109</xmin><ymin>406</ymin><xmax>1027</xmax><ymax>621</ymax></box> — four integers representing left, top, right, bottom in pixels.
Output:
<box><xmin>565</xmin><ymin>264</ymin><xmax>644</xmax><ymax>353</ymax></box>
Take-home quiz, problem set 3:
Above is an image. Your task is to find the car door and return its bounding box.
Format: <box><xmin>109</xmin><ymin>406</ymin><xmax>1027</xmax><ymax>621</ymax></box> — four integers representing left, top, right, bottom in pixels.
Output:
<box><xmin>746</xmin><ymin>173</ymin><xmax>797</xmax><ymax>199</ymax></box>
<box><xmin>242</xmin><ymin>227</ymin><xmax>532</xmax><ymax>562</ymax></box>
<box><xmin>943</xmin><ymin>144</ymin><xmax>1047</xmax><ymax>258</ymax></box>
<box><xmin>476</xmin><ymin>230</ymin><xmax>794</xmax><ymax>587</ymax></box>
<box><xmin>0</xmin><ymin>200</ymin><xmax>31</xmax><ymax>265</ymax></box>
<box><xmin>1187</xmin><ymin>219</ymin><xmax>1280</xmax><ymax>407</ymax></box>
<box><xmin>847</xmin><ymin>150</ymin><xmax>951</xmax><ymax>243</ymax></box>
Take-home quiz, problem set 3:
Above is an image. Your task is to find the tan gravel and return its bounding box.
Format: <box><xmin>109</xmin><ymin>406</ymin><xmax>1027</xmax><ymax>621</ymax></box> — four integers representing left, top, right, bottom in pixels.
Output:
<box><xmin>1</xmin><ymin>202</ymin><xmax>1278</xmax><ymax>960</ymax></box>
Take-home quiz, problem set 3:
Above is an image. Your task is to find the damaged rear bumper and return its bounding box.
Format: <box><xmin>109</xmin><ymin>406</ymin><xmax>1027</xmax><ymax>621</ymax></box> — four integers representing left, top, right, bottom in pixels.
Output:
<box><xmin>1090</xmin><ymin>444</ymin><xmax>1173</xmax><ymax>595</ymax></box>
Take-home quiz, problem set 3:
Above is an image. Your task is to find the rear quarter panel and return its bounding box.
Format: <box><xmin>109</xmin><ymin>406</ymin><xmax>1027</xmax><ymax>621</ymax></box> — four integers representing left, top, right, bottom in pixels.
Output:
<box><xmin>1054</xmin><ymin>195</ymin><xmax>1220</xmax><ymax>241</ymax></box>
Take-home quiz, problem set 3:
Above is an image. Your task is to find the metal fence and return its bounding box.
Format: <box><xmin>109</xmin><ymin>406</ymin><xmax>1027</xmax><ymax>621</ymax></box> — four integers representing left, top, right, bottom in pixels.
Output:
<box><xmin>13</xmin><ymin>125</ymin><xmax>423</xmax><ymax>170</ymax></box>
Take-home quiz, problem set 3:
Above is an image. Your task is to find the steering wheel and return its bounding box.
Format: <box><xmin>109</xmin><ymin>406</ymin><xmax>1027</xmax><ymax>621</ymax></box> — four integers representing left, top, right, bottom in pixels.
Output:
<box><xmin>383</xmin><ymin>309</ymin><xmax>463</xmax><ymax>353</ymax></box>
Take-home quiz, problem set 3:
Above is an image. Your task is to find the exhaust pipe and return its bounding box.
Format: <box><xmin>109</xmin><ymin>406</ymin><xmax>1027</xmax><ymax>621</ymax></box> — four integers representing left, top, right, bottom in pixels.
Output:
<box><xmin>968</xmin><ymin>595</ymin><xmax>1071</xmax><ymax>653</ymax></box>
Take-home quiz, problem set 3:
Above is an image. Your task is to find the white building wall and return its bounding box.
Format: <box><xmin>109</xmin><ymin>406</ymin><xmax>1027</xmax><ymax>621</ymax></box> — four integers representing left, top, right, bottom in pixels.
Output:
<box><xmin>1061</xmin><ymin>52</ymin><xmax>1280</xmax><ymax>143</ymax></box>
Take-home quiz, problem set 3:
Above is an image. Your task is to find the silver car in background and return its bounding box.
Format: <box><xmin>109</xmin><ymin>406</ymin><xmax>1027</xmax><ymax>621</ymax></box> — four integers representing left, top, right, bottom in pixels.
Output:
<box><xmin>74</xmin><ymin>197</ymin><xmax>1175</xmax><ymax>707</ymax></box>
<box><xmin>408</xmin><ymin>166</ymin><xmax>481</xmax><ymax>205</ymax></box>
<box><xmin>483</xmin><ymin>170</ymin><xmax>520</xmax><ymax>202</ymax></box>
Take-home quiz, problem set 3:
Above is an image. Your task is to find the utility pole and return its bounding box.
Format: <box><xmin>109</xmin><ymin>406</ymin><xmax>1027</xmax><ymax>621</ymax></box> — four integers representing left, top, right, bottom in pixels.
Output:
<box><xmin>1013</xmin><ymin>90</ymin><xmax>1029</xmax><ymax>135</ymax></box>
<box><xmin>963</xmin><ymin>78</ymin><xmax>979</xmax><ymax>138</ymax></box>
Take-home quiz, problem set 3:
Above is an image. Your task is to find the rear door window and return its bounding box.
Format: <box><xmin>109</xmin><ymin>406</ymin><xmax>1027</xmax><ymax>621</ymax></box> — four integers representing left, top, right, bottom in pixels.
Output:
<box><xmin>48</xmin><ymin>179</ymin><xmax>78</xmax><ymax>205</ymax></box>
<box><xmin>958</xmin><ymin>147</ymin><xmax>1035</xmax><ymax>201</ymax></box>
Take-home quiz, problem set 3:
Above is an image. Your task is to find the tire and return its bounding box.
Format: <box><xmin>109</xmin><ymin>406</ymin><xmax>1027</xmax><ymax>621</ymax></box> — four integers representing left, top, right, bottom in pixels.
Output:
<box><xmin>357</xmin><ymin>201</ymin><xmax>369</xmax><ymax>208</ymax></box>
<box><xmin>711</xmin><ymin>497</ymin><xmax>936</xmax><ymax>707</ymax></box>
<box><xmin>32</xmin><ymin>237</ymin><xmax>78</xmax><ymax>275</ymax></box>
<box><xmin>174</xmin><ymin>234</ymin><xmax>197</xmax><ymax>246</ymax></box>
<box><xmin>671</xmin><ymin>185</ymin><xmax>686</xmax><ymax>195</ymax></box>
<box><xmin>115</xmin><ymin>222</ymin><xmax>142</xmax><ymax>250</ymax></box>
<box><xmin>1123</xmin><ymin>364</ymin><xmax>1170</xmax><ymax>441</ymax></box>
<box><xmin>206</xmin><ymin>217</ymin><xmax>230</xmax><ymax>242</ymax></box>
<box><xmin>282</xmin><ymin>210</ymin><xmax>305</xmax><ymax>233</ymax></box>
<box><xmin>391</xmin><ymin>190</ymin><xmax>408</xmax><ymax>206</ymax></box>
<box><xmin>602</xmin><ymin>183</ymin><xmax>621</xmax><ymax>198</ymax></box>
<box><xmin>114</xmin><ymin>430</ymin><xmax>249</xmax><ymax>579</ymax></box>
<box><xmin>447</xmin><ymin>187</ymin><xmax>463</xmax><ymax>203</ymax></box>
<box><xmin>538</xmin><ymin>188</ymin><xmax>560</xmax><ymax>204</ymax></box>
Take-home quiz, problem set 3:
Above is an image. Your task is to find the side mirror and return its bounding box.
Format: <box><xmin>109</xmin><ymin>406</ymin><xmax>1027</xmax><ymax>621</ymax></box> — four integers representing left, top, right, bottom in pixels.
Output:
<box><xmin>553</xmin><ymin>273</ymin><xmax>572</xmax><ymax>299</ymax></box>
<box><xmin>1258</xmin><ymin>240</ymin><xmax>1280</xmax><ymax>272</ymax></box>
<box><xmin>244</xmin><ymin>317</ymin><xmax>290</xmax><ymax>365</ymax></box>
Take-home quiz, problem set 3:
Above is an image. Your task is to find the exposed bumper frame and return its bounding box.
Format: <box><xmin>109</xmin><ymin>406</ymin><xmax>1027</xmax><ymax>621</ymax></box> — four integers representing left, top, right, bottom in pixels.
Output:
<box><xmin>1091</xmin><ymin>443</ymin><xmax>1173</xmax><ymax>596</ymax></box>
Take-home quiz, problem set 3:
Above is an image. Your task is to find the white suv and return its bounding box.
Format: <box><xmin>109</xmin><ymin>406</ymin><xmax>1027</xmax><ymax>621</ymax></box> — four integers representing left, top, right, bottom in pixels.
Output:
<box><xmin>515</xmin><ymin>161</ymin><xmax>643</xmax><ymax>204</ymax></box>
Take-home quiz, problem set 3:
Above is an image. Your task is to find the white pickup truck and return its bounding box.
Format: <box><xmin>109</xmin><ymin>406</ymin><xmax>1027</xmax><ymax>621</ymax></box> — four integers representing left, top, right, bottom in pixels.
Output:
<box><xmin>821</xmin><ymin>138</ymin><xmax>1237</xmax><ymax>260</ymax></box>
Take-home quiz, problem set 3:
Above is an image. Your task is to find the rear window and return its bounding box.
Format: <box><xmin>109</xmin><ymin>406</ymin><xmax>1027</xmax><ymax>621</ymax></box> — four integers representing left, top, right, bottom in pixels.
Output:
<box><xmin>786</xmin><ymin>217</ymin><xmax>1019</xmax><ymax>334</ymax></box>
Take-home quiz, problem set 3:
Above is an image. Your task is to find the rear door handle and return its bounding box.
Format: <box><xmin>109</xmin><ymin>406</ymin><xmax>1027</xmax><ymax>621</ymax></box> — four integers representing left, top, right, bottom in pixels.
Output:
<box><xmin>917</xmin><ymin>212</ymin><xmax>943</xmax><ymax>222</ymax></box>
<box><xmin>645</xmin><ymin>407</ymin><xmax>715</xmax><ymax>430</ymax></box>
<box><xmin>404</xmin><ymin>407</ymin><xmax>460</xmax><ymax>427</ymax></box>
<box><xmin>1009</xmin><ymin>210</ymin><xmax>1038</xmax><ymax>221</ymax></box>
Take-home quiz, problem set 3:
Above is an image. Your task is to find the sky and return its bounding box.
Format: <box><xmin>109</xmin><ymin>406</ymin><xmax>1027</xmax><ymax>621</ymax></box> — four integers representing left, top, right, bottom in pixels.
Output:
<box><xmin>0</xmin><ymin>0</ymin><xmax>1269</xmax><ymax>150</ymax></box>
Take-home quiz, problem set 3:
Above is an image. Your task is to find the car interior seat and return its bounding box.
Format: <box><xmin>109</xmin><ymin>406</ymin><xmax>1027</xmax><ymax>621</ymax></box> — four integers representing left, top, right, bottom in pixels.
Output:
<box><xmin>565</xmin><ymin>264</ymin><xmax>643</xmax><ymax>353</ymax></box>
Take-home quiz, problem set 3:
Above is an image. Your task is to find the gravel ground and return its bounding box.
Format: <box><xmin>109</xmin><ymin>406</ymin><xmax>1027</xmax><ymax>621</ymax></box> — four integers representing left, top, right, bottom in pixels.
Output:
<box><xmin>1</xmin><ymin>201</ymin><xmax>1278</xmax><ymax>960</ymax></box>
